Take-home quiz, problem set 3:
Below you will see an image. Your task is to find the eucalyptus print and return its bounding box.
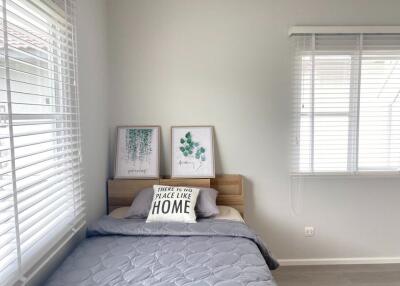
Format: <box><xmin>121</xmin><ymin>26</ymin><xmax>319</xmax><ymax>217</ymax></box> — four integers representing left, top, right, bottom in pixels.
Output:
<box><xmin>179</xmin><ymin>132</ymin><xmax>206</xmax><ymax>162</ymax></box>
<box><xmin>171</xmin><ymin>126</ymin><xmax>214</xmax><ymax>178</ymax></box>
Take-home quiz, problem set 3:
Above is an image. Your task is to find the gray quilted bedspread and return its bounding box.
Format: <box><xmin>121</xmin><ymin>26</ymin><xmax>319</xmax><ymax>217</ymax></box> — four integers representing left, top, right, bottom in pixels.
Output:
<box><xmin>45</xmin><ymin>217</ymin><xmax>278</xmax><ymax>286</ymax></box>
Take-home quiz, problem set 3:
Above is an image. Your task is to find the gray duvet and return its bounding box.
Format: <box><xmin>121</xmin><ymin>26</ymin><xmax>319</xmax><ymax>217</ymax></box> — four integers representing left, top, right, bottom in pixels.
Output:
<box><xmin>45</xmin><ymin>216</ymin><xmax>278</xmax><ymax>286</ymax></box>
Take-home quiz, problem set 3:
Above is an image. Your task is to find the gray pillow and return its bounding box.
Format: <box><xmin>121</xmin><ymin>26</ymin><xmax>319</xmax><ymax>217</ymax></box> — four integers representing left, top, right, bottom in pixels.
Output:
<box><xmin>124</xmin><ymin>186</ymin><xmax>219</xmax><ymax>219</ymax></box>
<box><xmin>124</xmin><ymin>187</ymin><xmax>154</xmax><ymax>219</ymax></box>
<box><xmin>195</xmin><ymin>187</ymin><xmax>219</xmax><ymax>218</ymax></box>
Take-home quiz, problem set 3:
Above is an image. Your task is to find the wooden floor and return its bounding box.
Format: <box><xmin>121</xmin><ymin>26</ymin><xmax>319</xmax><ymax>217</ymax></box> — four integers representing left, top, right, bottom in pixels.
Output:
<box><xmin>273</xmin><ymin>264</ymin><xmax>400</xmax><ymax>286</ymax></box>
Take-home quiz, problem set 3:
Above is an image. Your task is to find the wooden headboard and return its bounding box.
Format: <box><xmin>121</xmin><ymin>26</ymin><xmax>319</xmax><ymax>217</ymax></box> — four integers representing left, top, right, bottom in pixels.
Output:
<box><xmin>107</xmin><ymin>174</ymin><xmax>244</xmax><ymax>216</ymax></box>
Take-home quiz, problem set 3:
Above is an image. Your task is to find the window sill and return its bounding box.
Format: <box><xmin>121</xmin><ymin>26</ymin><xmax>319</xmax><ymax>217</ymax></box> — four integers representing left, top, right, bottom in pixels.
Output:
<box><xmin>13</xmin><ymin>219</ymin><xmax>86</xmax><ymax>286</ymax></box>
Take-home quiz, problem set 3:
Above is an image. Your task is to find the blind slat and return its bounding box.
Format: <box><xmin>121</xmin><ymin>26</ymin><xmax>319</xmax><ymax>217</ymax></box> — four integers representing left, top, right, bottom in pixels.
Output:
<box><xmin>0</xmin><ymin>134</ymin><xmax>80</xmax><ymax>152</ymax></box>
<box><xmin>1</xmin><ymin>53</ymin><xmax>75</xmax><ymax>82</ymax></box>
<box><xmin>16</xmin><ymin>159</ymin><xmax>79</xmax><ymax>184</ymax></box>
<box><xmin>292</xmin><ymin>33</ymin><xmax>400</xmax><ymax>174</ymax></box>
<box><xmin>0</xmin><ymin>141</ymin><xmax>79</xmax><ymax>164</ymax></box>
<box><xmin>18</xmin><ymin>170</ymin><xmax>81</xmax><ymax>202</ymax></box>
<box><xmin>0</xmin><ymin>127</ymin><xmax>79</xmax><ymax>139</ymax></box>
<box><xmin>3</xmin><ymin>26</ymin><xmax>76</xmax><ymax>62</ymax></box>
<box><xmin>0</xmin><ymin>1</ymin><xmax>82</xmax><ymax>284</ymax></box>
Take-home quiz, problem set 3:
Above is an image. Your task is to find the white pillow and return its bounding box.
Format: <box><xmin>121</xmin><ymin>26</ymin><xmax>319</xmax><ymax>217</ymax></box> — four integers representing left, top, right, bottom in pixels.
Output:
<box><xmin>109</xmin><ymin>207</ymin><xmax>129</xmax><ymax>219</ymax></box>
<box><xmin>146</xmin><ymin>185</ymin><xmax>200</xmax><ymax>223</ymax></box>
<box><xmin>214</xmin><ymin>206</ymin><xmax>244</xmax><ymax>223</ymax></box>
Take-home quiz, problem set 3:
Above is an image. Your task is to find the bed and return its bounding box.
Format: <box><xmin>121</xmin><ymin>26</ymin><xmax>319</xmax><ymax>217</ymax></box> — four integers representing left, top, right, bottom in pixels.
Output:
<box><xmin>45</xmin><ymin>175</ymin><xmax>278</xmax><ymax>286</ymax></box>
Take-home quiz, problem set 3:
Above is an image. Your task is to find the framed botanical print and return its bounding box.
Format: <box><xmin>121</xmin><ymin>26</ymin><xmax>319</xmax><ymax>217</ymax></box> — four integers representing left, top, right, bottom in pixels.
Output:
<box><xmin>114</xmin><ymin>126</ymin><xmax>160</xmax><ymax>179</ymax></box>
<box><xmin>171</xmin><ymin>126</ymin><xmax>215</xmax><ymax>178</ymax></box>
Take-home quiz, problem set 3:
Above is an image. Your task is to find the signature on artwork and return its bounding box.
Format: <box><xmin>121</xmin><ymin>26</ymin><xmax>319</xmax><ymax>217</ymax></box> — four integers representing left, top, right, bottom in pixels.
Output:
<box><xmin>128</xmin><ymin>169</ymin><xmax>146</xmax><ymax>174</ymax></box>
<box><xmin>178</xmin><ymin>160</ymin><xmax>196</xmax><ymax>170</ymax></box>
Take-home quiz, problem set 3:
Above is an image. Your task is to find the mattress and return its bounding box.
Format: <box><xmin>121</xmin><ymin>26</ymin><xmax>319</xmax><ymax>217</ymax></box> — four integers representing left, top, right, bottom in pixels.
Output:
<box><xmin>45</xmin><ymin>217</ymin><xmax>278</xmax><ymax>286</ymax></box>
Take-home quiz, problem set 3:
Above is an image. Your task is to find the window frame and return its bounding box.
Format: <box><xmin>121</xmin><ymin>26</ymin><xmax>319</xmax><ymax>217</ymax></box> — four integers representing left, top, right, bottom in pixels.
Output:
<box><xmin>293</xmin><ymin>32</ymin><xmax>400</xmax><ymax>176</ymax></box>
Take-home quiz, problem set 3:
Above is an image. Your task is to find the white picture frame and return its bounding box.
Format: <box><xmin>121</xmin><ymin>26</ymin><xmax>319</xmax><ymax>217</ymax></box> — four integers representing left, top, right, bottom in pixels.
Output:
<box><xmin>171</xmin><ymin>126</ymin><xmax>215</xmax><ymax>178</ymax></box>
<box><xmin>114</xmin><ymin>126</ymin><xmax>160</xmax><ymax>179</ymax></box>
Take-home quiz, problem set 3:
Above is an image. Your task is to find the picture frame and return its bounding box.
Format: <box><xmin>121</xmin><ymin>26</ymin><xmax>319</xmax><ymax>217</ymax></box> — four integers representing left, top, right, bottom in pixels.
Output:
<box><xmin>114</xmin><ymin>126</ymin><xmax>160</xmax><ymax>179</ymax></box>
<box><xmin>171</xmin><ymin>126</ymin><xmax>215</xmax><ymax>178</ymax></box>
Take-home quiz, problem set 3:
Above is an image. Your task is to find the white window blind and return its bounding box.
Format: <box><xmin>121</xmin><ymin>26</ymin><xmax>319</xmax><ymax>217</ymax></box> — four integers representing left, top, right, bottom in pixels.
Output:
<box><xmin>0</xmin><ymin>0</ymin><xmax>84</xmax><ymax>285</ymax></box>
<box><xmin>292</xmin><ymin>32</ymin><xmax>400</xmax><ymax>174</ymax></box>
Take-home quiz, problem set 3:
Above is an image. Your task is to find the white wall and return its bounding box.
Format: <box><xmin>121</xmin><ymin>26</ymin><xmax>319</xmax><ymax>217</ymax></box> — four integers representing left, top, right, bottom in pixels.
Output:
<box><xmin>78</xmin><ymin>0</ymin><xmax>110</xmax><ymax>225</ymax></box>
<box><xmin>106</xmin><ymin>0</ymin><xmax>400</xmax><ymax>261</ymax></box>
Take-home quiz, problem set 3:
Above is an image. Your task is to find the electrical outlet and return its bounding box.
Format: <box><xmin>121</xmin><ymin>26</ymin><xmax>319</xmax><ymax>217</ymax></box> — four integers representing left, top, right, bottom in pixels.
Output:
<box><xmin>304</xmin><ymin>226</ymin><xmax>315</xmax><ymax>237</ymax></box>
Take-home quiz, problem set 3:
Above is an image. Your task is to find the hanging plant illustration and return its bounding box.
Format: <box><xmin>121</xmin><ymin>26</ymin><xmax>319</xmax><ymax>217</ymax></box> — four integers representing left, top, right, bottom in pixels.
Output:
<box><xmin>179</xmin><ymin>132</ymin><xmax>206</xmax><ymax>162</ymax></box>
<box><xmin>126</xmin><ymin>129</ymin><xmax>153</xmax><ymax>163</ymax></box>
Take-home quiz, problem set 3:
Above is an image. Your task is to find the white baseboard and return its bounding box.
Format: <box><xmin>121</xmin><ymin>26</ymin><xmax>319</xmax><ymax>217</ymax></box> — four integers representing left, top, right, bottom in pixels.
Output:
<box><xmin>279</xmin><ymin>257</ymin><xmax>400</xmax><ymax>266</ymax></box>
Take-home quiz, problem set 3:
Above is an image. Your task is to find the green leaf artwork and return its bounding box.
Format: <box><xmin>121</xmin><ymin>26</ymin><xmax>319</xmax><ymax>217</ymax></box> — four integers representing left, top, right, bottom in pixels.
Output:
<box><xmin>179</xmin><ymin>132</ymin><xmax>206</xmax><ymax>162</ymax></box>
<box><xmin>126</xmin><ymin>129</ymin><xmax>153</xmax><ymax>162</ymax></box>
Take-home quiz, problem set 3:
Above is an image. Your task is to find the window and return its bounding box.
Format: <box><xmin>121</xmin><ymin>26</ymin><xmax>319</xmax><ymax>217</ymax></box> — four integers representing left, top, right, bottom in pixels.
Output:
<box><xmin>292</xmin><ymin>32</ymin><xmax>400</xmax><ymax>174</ymax></box>
<box><xmin>0</xmin><ymin>0</ymin><xmax>83</xmax><ymax>284</ymax></box>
